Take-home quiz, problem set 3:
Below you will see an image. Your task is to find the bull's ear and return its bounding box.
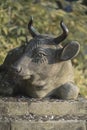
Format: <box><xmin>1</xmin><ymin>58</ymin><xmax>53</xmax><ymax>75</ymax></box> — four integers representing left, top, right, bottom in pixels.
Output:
<box><xmin>60</xmin><ymin>41</ymin><xmax>80</xmax><ymax>61</ymax></box>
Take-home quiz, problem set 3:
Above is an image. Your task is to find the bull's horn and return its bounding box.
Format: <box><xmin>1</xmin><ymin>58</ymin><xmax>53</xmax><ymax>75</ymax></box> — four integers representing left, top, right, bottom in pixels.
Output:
<box><xmin>54</xmin><ymin>21</ymin><xmax>69</xmax><ymax>44</ymax></box>
<box><xmin>28</xmin><ymin>16</ymin><xmax>40</xmax><ymax>37</ymax></box>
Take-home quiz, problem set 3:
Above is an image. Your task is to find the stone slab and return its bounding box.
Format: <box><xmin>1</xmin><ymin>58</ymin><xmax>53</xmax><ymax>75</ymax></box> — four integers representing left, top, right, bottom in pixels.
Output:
<box><xmin>0</xmin><ymin>97</ymin><xmax>86</xmax><ymax>130</ymax></box>
<box><xmin>0</xmin><ymin>119</ymin><xmax>86</xmax><ymax>130</ymax></box>
<box><xmin>0</xmin><ymin>120</ymin><xmax>86</xmax><ymax>130</ymax></box>
<box><xmin>0</xmin><ymin>98</ymin><xmax>86</xmax><ymax>116</ymax></box>
<box><xmin>0</xmin><ymin>121</ymin><xmax>10</xmax><ymax>130</ymax></box>
<box><xmin>28</xmin><ymin>99</ymin><xmax>87</xmax><ymax>116</ymax></box>
<box><xmin>8</xmin><ymin>120</ymin><xmax>87</xmax><ymax>130</ymax></box>
<box><xmin>0</xmin><ymin>100</ymin><xmax>28</xmax><ymax>116</ymax></box>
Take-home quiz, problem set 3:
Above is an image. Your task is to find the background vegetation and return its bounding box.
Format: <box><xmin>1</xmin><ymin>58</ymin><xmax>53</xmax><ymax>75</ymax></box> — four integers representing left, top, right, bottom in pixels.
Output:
<box><xmin>0</xmin><ymin>0</ymin><xmax>87</xmax><ymax>97</ymax></box>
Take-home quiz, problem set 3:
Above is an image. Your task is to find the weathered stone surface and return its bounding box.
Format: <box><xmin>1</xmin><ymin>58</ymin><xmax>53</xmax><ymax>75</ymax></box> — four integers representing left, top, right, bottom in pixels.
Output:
<box><xmin>0</xmin><ymin>119</ymin><xmax>86</xmax><ymax>130</ymax></box>
<box><xmin>0</xmin><ymin>99</ymin><xmax>28</xmax><ymax>116</ymax></box>
<box><xmin>0</xmin><ymin>98</ymin><xmax>86</xmax><ymax>130</ymax></box>
<box><xmin>28</xmin><ymin>99</ymin><xmax>87</xmax><ymax>116</ymax></box>
<box><xmin>0</xmin><ymin>98</ymin><xmax>86</xmax><ymax>116</ymax></box>
<box><xmin>0</xmin><ymin>121</ymin><xmax>10</xmax><ymax>130</ymax></box>
<box><xmin>9</xmin><ymin>120</ymin><xmax>87</xmax><ymax>130</ymax></box>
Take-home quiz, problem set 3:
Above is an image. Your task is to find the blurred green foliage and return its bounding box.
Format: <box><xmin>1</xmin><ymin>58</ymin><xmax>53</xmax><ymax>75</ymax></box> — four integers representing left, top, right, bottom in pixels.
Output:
<box><xmin>0</xmin><ymin>0</ymin><xmax>87</xmax><ymax>97</ymax></box>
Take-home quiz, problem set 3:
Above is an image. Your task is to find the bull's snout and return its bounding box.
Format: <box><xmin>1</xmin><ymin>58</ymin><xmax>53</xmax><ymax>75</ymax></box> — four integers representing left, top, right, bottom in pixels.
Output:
<box><xmin>11</xmin><ymin>65</ymin><xmax>22</xmax><ymax>74</ymax></box>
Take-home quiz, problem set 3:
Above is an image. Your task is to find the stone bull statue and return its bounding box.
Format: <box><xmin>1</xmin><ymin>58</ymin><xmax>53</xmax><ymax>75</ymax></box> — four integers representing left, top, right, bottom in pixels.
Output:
<box><xmin>0</xmin><ymin>17</ymin><xmax>80</xmax><ymax>99</ymax></box>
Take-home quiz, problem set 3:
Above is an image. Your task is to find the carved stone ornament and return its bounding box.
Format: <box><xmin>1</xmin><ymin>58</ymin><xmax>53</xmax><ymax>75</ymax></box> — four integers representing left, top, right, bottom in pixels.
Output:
<box><xmin>0</xmin><ymin>17</ymin><xmax>80</xmax><ymax>99</ymax></box>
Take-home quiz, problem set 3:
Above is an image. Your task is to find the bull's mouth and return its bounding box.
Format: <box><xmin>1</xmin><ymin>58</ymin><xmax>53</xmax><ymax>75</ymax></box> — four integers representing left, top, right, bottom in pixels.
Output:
<box><xmin>18</xmin><ymin>75</ymin><xmax>32</xmax><ymax>80</ymax></box>
<box><xmin>13</xmin><ymin>73</ymin><xmax>32</xmax><ymax>81</ymax></box>
<box><xmin>22</xmin><ymin>75</ymin><xmax>32</xmax><ymax>80</ymax></box>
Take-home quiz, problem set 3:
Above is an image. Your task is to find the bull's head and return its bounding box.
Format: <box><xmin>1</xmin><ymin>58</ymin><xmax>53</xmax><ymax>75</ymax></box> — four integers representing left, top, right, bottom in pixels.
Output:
<box><xmin>11</xmin><ymin>17</ymin><xmax>80</xmax><ymax>83</ymax></box>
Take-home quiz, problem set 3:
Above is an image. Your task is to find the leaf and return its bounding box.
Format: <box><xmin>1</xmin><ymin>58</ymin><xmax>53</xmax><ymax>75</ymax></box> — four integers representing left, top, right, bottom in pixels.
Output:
<box><xmin>9</xmin><ymin>26</ymin><xmax>18</xmax><ymax>31</ymax></box>
<box><xmin>2</xmin><ymin>27</ymin><xmax>8</xmax><ymax>35</ymax></box>
<box><xmin>13</xmin><ymin>2</ymin><xmax>23</xmax><ymax>11</ymax></box>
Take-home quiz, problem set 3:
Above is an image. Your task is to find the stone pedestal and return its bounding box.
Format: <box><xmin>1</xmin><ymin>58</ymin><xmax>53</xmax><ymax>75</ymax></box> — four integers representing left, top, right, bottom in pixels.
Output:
<box><xmin>0</xmin><ymin>97</ymin><xmax>87</xmax><ymax>130</ymax></box>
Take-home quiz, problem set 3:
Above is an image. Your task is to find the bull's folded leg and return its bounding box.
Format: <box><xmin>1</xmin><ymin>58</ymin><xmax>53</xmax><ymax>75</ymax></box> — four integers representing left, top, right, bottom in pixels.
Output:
<box><xmin>0</xmin><ymin>85</ymin><xmax>14</xmax><ymax>96</ymax></box>
<box><xmin>0</xmin><ymin>77</ymin><xmax>16</xmax><ymax>96</ymax></box>
<box><xmin>0</xmin><ymin>73</ymin><xmax>17</xmax><ymax>96</ymax></box>
<box><xmin>45</xmin><ymin>82</ymin><xmax>79</xmax><ymax>100</ymax></box>
<box><xmin>56</xmin><ymin>82</ymin><xmax>79</xmax><ymax>99</ymax></box>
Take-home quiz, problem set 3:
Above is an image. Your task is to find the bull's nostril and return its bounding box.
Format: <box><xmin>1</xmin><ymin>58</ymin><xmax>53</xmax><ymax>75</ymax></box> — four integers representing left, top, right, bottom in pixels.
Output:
<box><xmin>11</xmin><ymin>65</ymin><xmax>22</xmax><ymax>73</ymax></box>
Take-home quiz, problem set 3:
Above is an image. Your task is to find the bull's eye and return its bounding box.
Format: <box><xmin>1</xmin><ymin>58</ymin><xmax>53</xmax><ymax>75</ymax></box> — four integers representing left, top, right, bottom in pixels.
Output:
<box><xmin>31</xmin><ymin>48</ymin><xmax>48</xmax><ymax>64</ymax></box>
